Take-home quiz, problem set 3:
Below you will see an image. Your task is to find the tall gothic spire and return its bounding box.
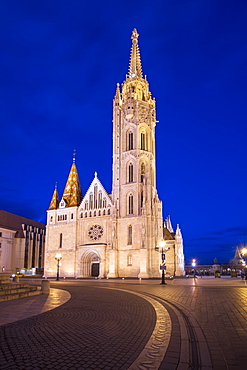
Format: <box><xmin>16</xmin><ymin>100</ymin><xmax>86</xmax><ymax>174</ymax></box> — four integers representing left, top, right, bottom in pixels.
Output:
<box><xmin>128</xmin><ymin>28</ymin><xmax>143</xmax><ymax>79</ymax></box>
<box><xmin>48</xmin><ymin>184</ymin><xmax>60</xmax><ymax>210</ymax></box>
<box><xmin>62</xmin><ymin>157</ymin><xmax>82</xmax><ymax>207</ymax></box>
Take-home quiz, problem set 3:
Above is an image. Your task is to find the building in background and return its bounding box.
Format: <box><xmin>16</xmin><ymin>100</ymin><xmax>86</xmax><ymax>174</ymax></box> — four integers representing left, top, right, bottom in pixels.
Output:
<box><xmin>45</xmin><ymin>29</ymin><xmax>185</xmax><ymax>279</ymax></box>
<box><xmin>0</xmin><ymin>210</ymin><xmax>45</xmax><ymax>275</ymax></box>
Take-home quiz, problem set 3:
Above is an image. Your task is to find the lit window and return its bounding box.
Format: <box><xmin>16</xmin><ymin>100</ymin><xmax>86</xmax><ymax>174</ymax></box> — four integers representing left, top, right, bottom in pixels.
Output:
<box><xmin>127</xmin><ymin>254</ymin><xmax>133</xmax><ymax>266</ymax></box>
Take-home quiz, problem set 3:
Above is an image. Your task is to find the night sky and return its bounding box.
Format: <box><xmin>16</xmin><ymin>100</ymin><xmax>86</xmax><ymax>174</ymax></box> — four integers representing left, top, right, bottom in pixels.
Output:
<box><xmin>1</xmin><ymin>0</ymin><xmax>247</xmax><ymax>265</ymax></box>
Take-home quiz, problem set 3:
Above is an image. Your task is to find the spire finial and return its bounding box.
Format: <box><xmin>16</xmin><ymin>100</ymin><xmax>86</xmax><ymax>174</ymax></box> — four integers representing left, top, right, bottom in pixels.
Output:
<box><xmin>73</xmin><ymin>149</ymin><xmax>76</xmax><ymax>164</ymax></box>
<box><xmin>131</xmin><ymin>28</ymin><xmax>139</xmax><ymax>41</ymax></box>
<box><xmin>94</xmin><ymin>171</ymin><xmax>98</xmax><ymax>178</ymax></box>
<box><xmin>55</xmin><ymin>182</ymin><xmax>57</xmax><ymax>190</ymax></box>
<box><xmin>128</xmin><ymin>28</ymin><xmax>143</xmax><ymax>79</ymax></box>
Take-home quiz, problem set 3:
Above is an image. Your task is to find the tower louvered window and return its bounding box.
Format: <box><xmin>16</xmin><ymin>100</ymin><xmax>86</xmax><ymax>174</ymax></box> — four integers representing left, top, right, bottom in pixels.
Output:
<box><xmin>128</xmin><ymin>132</ymin><xmax>133</xmax><ymax>150</ymax></box>
<box><xmin>128</xmin><ymin>163</ymin><xmax>133</xmax><ymax>182</ymax></box>
<box><xmin>128</xmin><ymin>194</ymin><xmax>133</xmax><ymax>215</ymax></box>
<box><xmin>141</xmin><ymin>163</ymin><xmax>145</xmax><ymax>183</ymax></box>
<box><xmin>141</xmin><ymin>132</ymin><xmax>146</xmax><ymax>150</ymax></box>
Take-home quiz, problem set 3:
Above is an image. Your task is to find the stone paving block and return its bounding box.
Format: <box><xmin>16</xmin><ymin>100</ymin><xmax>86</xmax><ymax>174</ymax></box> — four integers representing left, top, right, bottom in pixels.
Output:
<box><xmin>1</xmin><ymin>279</ymin><xmax>247</xmax><ymax>369</ymax></box>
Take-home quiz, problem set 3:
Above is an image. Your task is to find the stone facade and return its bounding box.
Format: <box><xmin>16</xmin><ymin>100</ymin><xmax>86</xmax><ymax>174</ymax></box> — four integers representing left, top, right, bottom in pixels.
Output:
<box><xmin>0</xmin><ymin>210</ymin><xmax>45</xmax><ymax>275</ymax></box>
<box><xmin>44</xmin><ymin>29</ymin><xmax>185</xmax><ymax>279</ymax></box>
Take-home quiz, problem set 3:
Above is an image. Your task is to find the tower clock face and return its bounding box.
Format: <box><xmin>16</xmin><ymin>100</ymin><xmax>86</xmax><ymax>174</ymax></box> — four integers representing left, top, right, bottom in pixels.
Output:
<box><xmin>88</xmin><ymin>225</ymin><xmax>103</xmax><ymax>241</ymax></box>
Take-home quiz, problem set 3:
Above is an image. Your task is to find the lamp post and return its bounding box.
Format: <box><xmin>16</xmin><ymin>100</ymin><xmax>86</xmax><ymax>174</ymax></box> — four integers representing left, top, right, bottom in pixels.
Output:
<box><xmin>241</xmin><ymin>248</ymin><xmax>247</xmax><ymax>280</ymax></box>
<box><xmin>158</xmin><ymin>240</ymin><xmax>167</xmax><ymax>285</ymax></box>
<box><xmin>192</xmin><ymin>258</ymin><xmax>196</xmax><ymax>278</ymax></box>
<box><xmin>55</xmin><ymin>253</ymin><xmax>62</xmax><ymax>281</ymax></box>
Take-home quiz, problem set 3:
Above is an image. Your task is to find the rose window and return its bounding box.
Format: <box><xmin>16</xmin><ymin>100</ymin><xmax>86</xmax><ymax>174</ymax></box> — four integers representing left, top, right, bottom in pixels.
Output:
<box><xmin>88</xmin><ymin>225</ymin><xmax>103</xmax><ymax>241</ymax></box>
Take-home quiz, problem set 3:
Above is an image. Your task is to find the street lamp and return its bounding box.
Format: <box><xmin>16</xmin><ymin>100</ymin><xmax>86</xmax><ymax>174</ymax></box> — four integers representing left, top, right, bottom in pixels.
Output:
<box><xmin>241</xmin><ymin>248</ymin><xmax>247</xmax><ymax>261</ymax></box>
<box><xmin>159</xmin><ymin>240</ymin><xmax>168</xmax><ymax>285</ymax></box>
<box><xmin>55</xmin><ymin>253</ymin><xmax>62</xmax><ymax>281</ymax></box>
<box><xmin>241</xmin><ymin>248</ymin><xmax>247</xmax><ymax>279</ymax></box>
<box><xmin>192</xmin><ymin>258</ymin><xmax>196</xmax><ymax>278</ymax></box>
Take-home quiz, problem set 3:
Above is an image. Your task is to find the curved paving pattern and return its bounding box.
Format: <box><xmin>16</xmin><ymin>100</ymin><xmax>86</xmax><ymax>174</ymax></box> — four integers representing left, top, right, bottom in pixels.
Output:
<box><xmin>104</xmin><ymin>288</ymin><xmax>172</xmax><ymax>370</ymax></box>
<box><xmin>0</xmin><ymin>288</ymin><xmax>71</xmax><ymax>326</ymax></box>
<box><xmin>0</xmin><ymin>285</ymin><xmax>156</xmax><ymax>370</ymax></box>
<box><xmin>1</xmin><ymin>278</ymin><xmax>247</xmax><ymax>369</ymax></box>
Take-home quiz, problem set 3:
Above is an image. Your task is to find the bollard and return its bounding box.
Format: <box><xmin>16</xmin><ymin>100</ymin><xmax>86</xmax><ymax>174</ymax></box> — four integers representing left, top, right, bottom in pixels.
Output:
<box><xmin>42</xmin><ymin>279</ymin><xmax>50</xmax><ymax>294</ymax></box>
<box><xmin>13</xmin><ymin>276</ymin><xmax>19</xmax><ymax>283</ymax></box>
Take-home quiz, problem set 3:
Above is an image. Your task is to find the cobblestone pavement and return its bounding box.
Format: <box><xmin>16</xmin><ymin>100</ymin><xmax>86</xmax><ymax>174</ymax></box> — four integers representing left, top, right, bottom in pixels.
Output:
<box><xmin>1</xmin><ymin>277</ymin><xmax>247</xmax><ymax>369</ymax></box>
<box><xmin>0</xmin><ymin>288</ymin><xmax>70</xmax><ymax>326</ymax></box>
<box><xmin>0</xmin><ymin>284</ymin><xmax>155</xmax><ymax>370</ymax></box>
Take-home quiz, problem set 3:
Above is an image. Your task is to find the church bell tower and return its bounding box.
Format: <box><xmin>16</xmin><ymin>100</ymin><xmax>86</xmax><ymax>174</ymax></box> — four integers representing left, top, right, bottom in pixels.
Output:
<box><xmin>112</xmin><ymin>29</ymin><xmax>163</xmax><ymax>278</ymax></box>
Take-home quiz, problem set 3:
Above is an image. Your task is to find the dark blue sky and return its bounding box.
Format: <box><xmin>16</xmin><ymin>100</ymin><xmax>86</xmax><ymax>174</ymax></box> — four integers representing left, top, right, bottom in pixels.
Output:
<box><xmin>1</xmin><ymin>0</ymin><xmax>247</xmax><ymax>264</ymax></box>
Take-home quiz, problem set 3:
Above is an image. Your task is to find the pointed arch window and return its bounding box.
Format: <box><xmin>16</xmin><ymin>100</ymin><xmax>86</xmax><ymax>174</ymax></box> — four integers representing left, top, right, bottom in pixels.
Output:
<box><xmin>94</xmin><ymin>185</ymin><xmax>98</xmax><ymax>209</ymax></box>
<box><xmin>98</xmin><ymin>191</ymin><xmax>102</xmax><ymax>209</ymax></box>
<box><xmin>59</xmin><ymin>233</ymin><xmax>62</xmax><ymax>248</ymax></box>
<box><xmin>89</xmin><ymin>194</ymin><xmax>93</xmax><ymax>210</ymax></box>
<box><xmin>141</xmin><ymin>132</ymin><xmax>146</xmax><ymax>150</ymax></box>
<box><xmin>128</xmin><ymin>194</ymin><xmax>134</xmax><ymax>215</ymax></box>
<box><xmin>127</xmin><ymin>225</ymin><xmax>132</xmax><ymax>245</ymax></box>
<box><xmin>140</xmin><ymin>191</ymin><xmax>144</xmax><ymax>208</ymax></box>
<box><xmin>128</xmin><ymin>163</ymin><xmax>133</xmax><ymax>183</ymax></box>
<box><xmin>127</xmin><ymin>132</ymin><xmax>133</xmax><ymax>150</ymax></box>
<box><xmin>141</xmin><ymin>163</ymin><xmax>145</xmax><ymax>183</ymax></box>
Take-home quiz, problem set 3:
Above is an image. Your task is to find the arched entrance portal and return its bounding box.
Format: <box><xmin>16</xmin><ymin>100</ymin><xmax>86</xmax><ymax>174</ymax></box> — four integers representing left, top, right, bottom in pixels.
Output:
<box><xmin>80</xmin><ymin>250</ymin><xmax>100</xmax><ymax>278</ymax></box>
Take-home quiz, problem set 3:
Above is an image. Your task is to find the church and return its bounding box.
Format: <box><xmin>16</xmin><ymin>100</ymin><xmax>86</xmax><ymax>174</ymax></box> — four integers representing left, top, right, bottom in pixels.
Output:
<box><xmin>44</xmin><ymin>29</ymin><xmax>185</xmax><ymax>279</ymax></box>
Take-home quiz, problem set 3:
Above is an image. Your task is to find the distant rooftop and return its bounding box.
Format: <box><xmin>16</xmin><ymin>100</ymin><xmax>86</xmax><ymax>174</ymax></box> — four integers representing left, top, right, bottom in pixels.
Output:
<box><xmin>0</xmin><ymin>210</ymin><xmax>45</xmax><ymax>238</ymax></box>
